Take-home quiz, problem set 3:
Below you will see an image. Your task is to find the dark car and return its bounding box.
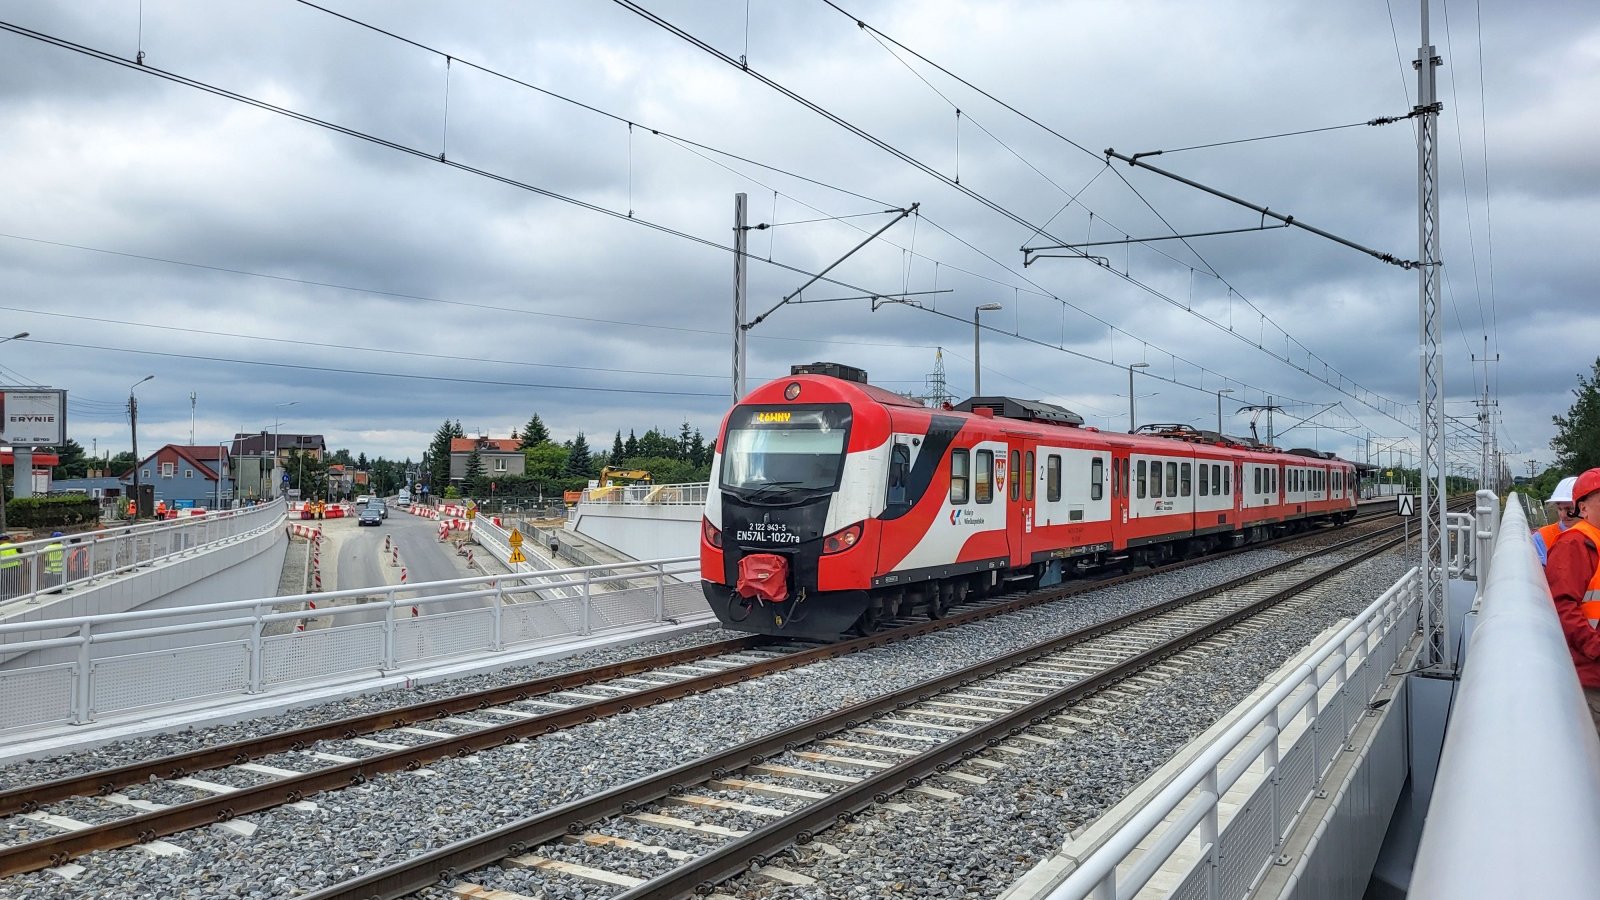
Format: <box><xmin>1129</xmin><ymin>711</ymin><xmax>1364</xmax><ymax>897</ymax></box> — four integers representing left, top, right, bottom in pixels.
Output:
<box><xmin>358</xmin><ymin>506</ymin><xmax>383</xmax><ymax>526</ymax></box>
<box><xmin>370</xmin><ymin>499</ymin><xmax>387</xmax><ymax>520</ymax></box>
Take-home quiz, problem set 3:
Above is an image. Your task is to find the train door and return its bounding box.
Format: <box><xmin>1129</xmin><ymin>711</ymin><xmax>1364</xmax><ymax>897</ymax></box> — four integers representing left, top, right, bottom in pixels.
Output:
<box><xmin>1111</xmin><ymin>447</ymin><xmax>1130</xmax><ymax>535</ymax></box>
<box><xmin>1005</xmin><ymin>438</ymin><xmax>1035</xmax><ymax>567</ymax></box>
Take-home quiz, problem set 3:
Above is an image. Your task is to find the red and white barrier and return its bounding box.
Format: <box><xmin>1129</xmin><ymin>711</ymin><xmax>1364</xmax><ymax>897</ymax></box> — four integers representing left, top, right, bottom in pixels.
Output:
<box><xmin>405</xmin><ymin>504</ymin><xmax>439</xmax><ymax>520</ymax></box>
<box><xmin>437</xmin><ymin>518</ymin><xmax>469</xmax><ymax>541</ymax></box>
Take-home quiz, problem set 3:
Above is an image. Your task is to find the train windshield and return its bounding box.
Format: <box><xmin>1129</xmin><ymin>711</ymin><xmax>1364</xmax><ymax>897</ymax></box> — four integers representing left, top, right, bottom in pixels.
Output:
<box><xmin>720</xmin><ymin>405</ymin><xmax>851</xmax><ymax>496</ymax></box>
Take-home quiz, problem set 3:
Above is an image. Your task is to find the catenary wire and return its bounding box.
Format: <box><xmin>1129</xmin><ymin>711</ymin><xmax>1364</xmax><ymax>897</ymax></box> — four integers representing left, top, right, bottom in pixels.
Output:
<box><xmin>639</xmin><ymin>0</ymin><xmax>1414</xmax><ymax>428</ymax></box>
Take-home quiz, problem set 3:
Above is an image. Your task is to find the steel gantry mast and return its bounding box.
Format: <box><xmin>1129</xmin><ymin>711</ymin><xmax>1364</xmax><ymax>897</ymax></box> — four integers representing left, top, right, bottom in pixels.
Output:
<box><xmin>1415</xmin><ymin>0</ymin><xmax>1448</xmax><ymax>669</ymax></box>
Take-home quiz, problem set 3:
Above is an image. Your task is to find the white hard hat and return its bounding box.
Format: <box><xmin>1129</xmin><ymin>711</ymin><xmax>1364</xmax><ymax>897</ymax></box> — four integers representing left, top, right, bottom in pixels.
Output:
<box><xmin>1550</xmin><ymin>476</ymin><xmax>1579</xmax><ymax>504</ymax></box>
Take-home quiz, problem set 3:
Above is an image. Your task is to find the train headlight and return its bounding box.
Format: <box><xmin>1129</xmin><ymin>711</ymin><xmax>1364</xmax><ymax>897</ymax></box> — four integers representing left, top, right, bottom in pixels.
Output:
<box><xmin>702</xmin><ymin>517</ymin><xmax>723</xmax><ymax>549</ymax></box>
<box><xmin>785</xmin><ymin>382</ymin><xmax>802</xmax><ymax>400</ymax></box>
<box><xmin>822</xmin><ymin>522</ymin><xmax>863</xmax><ymax>555</ymax></box>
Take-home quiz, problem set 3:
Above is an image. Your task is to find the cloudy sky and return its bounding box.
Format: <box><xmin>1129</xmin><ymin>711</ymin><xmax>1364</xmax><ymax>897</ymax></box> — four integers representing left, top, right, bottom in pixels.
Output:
<box><xmin>1</xmin><ymin>0</ymin><xmax>1593</xmax><ymax>477</ymax></box>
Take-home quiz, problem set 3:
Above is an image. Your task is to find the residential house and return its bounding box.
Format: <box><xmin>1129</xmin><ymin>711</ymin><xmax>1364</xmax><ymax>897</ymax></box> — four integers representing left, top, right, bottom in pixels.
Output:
<box><xmin>230</xmin><ymin>431</ymin><xmax>325</xmax><ymax>500</ymax></box>
<box><xmin>448</xmin><ymin>437</ymin><xmax>525</xmax><ymax>484</ymax></box>
<box><xmin>119</xmin><ymin>444</ymin><xmax>234</xmax><ymax>508</ymax></box>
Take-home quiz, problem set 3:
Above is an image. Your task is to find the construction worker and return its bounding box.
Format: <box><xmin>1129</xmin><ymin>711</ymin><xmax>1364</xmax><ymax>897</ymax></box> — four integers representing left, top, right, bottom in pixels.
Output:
<box><xmin>42</xmin><ymin>532</ymin><xmax>65</xmax><ymax>593</ymax></box>
<box><xmin>1544</xmin><ymin>467</ymin><xmax>1600</xmax><ymax>729</ymax></box>
<box><xmin>0</xmin><ymin>535</ymin><xmax>20</xmax><ymax>601</ymax></box>
<box><xmin>1533</xmin><ymin>476</ymin><xmax>1580</xmax><ymax>565</ymax></box>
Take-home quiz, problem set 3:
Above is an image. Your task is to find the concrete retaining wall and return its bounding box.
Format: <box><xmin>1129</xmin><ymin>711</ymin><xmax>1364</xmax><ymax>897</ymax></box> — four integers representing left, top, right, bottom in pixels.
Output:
<box><xmin>570</xmin><ymin>502</ymin><xmax>699</xmax><ymax>562</ymax></box>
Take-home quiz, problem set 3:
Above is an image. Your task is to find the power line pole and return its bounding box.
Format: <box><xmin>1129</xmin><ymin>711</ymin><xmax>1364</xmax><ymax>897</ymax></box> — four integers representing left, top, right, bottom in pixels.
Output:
<box><xmin>1415</xmin><ymin>0</ymin><xmax>1449</xmax><ymax>670</ymax></box>
<box><xmin>732</xmin><ymin>192</ymin><xmax>748</xmax><ymax>404</ymax></box>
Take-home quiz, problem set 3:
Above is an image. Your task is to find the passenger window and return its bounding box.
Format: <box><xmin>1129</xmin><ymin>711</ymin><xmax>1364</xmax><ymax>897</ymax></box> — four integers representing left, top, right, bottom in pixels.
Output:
<box><xmin>887</xmin><ymin>444</ymin><xmax>911</xmax><ymax>508</ymax></box>
<box><xmin>1166</xmin><ymin>461</ymin><xmax>1178</xmax><ymax>497</ymax></box>
<box><xmin>976</xmin><ymin>450</ymin><xmax>994</xmax><ymax>504</ymax></box>
<box><xmin>1010</xmin><ymin>450</ymin><xmax>1021</xmax><ymax>502</ymax></box>
<box><xmin>1199</xmin><ymin>463</ymin><xmax>1209</xmax><ymax>496</ymax></box>
<box><xmin>950</xmin><ymin>449</ymin><xmax>970</xmax><ymax>505</ymax></box>
<box><xmin>1151</xmin><ymin>461</ymin><xmax>1162</xmax><ymax>498</ymax></box>
<box><xmin>1047</xmin><ymin>455</ymin><xmax>1061</xmax><ymax>502</ymax></box>
<box><xmin>1138</xmin><ymin>460</ymin><xmax>1148</xmax><ymax>498</ymax></box>
<box><xmin>1224</xmin><ymin>466</ymin><xmax>1231</xmax><ymax>496</ymax></box>
<box><xmin>1213</xmin><ymin>464</ymin><xmax>1222</xmax><ymax>495</ymax></box>
<box><xmin>1181</xmin><ymin>462</ymin><xmax>1191</xmax><ymax>497</ymax></box>
<box><xmin>1091</xmin><ymin>457</ymin><xmax>1104</xmax><ymax>501</ymax></box>
<box><xmin>1254</xmin><ymin>468</ymin><xmax>1262</xmax><ymax>494</ymax></box>
<box><xmin>1024</xmin><ymin>451</ymin><xmax>1035</xmax><ymax>501</ymax></box>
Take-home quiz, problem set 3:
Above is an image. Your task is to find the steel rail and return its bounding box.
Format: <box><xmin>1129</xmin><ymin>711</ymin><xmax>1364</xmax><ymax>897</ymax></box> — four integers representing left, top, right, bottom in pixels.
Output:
<box><xmin>297</xmin><ymin>528</ymin><xmax>1406</xmax><ymax>900</ymax></box>
<box><xmin>0</xmin><ymin>500</ymin><xmax>1415</xmax><ymax>820</ymax></box>
<box><xmin>0</xmin><ymin>504</ymin><xmax>1444</xmax><ymax>876</ymax></box>
<box><xmin>623</xmin><ymin>533</ymin><xmax>1408</xmax><ymax>899</ymax></box>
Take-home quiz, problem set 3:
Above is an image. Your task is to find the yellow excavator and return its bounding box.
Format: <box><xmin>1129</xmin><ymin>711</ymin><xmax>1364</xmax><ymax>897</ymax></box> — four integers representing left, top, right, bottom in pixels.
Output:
<box><xmin>565</xmin><ymin>467</ymin><xmax>654</xmax><ymax>506</ymax></box>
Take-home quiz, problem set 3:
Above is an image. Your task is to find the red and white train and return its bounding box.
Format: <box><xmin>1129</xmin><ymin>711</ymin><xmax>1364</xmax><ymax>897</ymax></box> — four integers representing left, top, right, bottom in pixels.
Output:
<box><xmin>701</xmin><ymin>363</ymin><xmax>1358</xmax><ymax>641</ymax></box>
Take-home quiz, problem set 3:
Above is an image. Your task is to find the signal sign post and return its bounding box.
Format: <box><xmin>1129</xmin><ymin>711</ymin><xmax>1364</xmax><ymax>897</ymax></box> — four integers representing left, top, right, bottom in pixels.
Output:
<box><xmin>1398</xmin><ymin>493</ymin><xmax>1418</xmax><ymax>547</ymax></box>
<box><xmin>507</xmin><ymin>528</ymin><xmax>526</xmax><ymax>564</ymax></box>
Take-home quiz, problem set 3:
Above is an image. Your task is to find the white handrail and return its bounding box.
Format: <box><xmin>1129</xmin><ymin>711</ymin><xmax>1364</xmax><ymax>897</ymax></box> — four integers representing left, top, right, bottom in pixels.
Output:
<box><xmin>1409</xmin><ymin>495</ymin><xmax>1600</xmax><ymax>899</ymax></box>
<box><xmin>1046</xmin><ymin>567</ymin><xmax>1422</xmax><ymax>899</ymax></box>
<box><xmin>0</xmin><ymin>500</ymin><xmax>287</xmax><ymax>607</ymax></box>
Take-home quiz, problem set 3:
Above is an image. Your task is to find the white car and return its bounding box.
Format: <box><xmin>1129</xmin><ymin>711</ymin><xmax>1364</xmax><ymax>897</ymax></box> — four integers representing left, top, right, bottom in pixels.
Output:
<box><xmin>356</xmin><ymin>494</ymin><xmax>374</xmax><ymax>506</ymax></box>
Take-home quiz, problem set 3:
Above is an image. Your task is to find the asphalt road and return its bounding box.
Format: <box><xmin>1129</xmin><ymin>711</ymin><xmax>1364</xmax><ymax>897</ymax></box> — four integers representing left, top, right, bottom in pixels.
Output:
<box><xmin>332</xmin><ymin>508</ymin><xmax>488</xmax><ymax>620</ymax></box>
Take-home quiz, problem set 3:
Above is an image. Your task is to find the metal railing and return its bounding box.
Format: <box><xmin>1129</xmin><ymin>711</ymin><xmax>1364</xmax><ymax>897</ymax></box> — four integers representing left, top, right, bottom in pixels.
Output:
<box><xmin>578</xmin><ymin>481</ymin><xmax>709</xmax><ymax>506</ymax></box>
<box><xmin>0</xmin><ymin>500</ymin><xmax>286</xmax><ymax>609</ymax></box>
<box><xmin>1409</xmin><ymin>495</ymin><xmax>1600</xmax><ymax>900</ymax></box>
<box><xmin>1045</xmin><ymin>567</ymin><xmax>1424</xmax><ymax>900</ymax></box>
<box><xmin>0</xmin><ymin>558</ymin><xmax>708</xmax><ymax>732</ymax></box>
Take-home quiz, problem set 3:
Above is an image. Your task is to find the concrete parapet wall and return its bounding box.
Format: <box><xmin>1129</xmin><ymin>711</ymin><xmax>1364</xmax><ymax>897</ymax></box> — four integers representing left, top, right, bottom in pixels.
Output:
<box><xmin>0</xmin><ymin>521</ymin><xmax>288</xmax><ymax>667</ymax></box>
<box><xmin>570</xmin><ymin>501</ymin><xmax>699</xmax><ymax>562</ymax></box>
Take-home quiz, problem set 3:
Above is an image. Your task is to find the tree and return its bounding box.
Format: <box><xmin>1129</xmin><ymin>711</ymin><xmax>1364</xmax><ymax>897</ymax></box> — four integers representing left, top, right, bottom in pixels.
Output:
<box><xmin>638</xmin><ymin>428</ymin><xmax>678</xmax><ymax>459</ymax></box>
<box><xmin>465</xmin><ymin>448</ymin><xmax>485</xmax><ymax>484</ymax></box>
<box><xmin>1551</xmin><ymin>357</ymin><xmax>1600</xmax><ymax>474</ymax></box>
<box><xmin>678</xmin><ymin>421</ymin><xmax>694</xmax><ymax>460</ymax></box>
<box><xmin>108</xmin><ymin>451</ymin><xmax>136</xmax><ymax>476</ymax></box>
<box><xmin>55</xmin><ymin>438</ymin><xmax>90</xmax><ymax>479</ymax></box>
<box><xmin>427</xmin><ymin>420</ymin><xmax>461</xmax><ymax>491</ymax></box>
<box><xmin>611</xmin><ymin>431</ymin><xmax>626</xmax><ymax>464</ymax></box>
<box><xmin>284</xmin><ymin>449</ymin><xmax>328</xmax><ymax>499</ymax></box>
<box><xmin>689</xmin><ymin>428</ymin><xmax>710</xmax><ymax>469</ymax></box>
<box><xmin>624</xmin><ymin>429</ymin><xmax>639</xmax><ymax>458</ymax></box>
<box><xmin>520</xmin><ymin>414</ymin><xmax>551</xmax><ymax>448</ymax></box>
<box><xmin>565</xmin><ymin>431</ymin><xmax>594</xmax><ymax>478</ymax></box>
<box><xmin>328</xmin><ymin>448</ymin><xmax>354</xmax><ymax>466</ymax></box>
<box><xmin>356</xmin><ymin>451</ymin><xmax>368</xmax><ymax>470</ymax></box>
<box><xmin>524</xmin><ymin>443</ymin><xmax>568</xmax><ymax>496</ymax></box>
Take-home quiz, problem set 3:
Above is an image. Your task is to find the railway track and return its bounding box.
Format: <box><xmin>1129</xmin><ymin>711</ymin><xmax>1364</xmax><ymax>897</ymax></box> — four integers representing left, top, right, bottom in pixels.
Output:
<box><xmin>0</xmin><ymin>500</ymin><xmax>1448</xmax><ymax>883</ymax></box>
<box><xmin>310</xmin><ymin>520</ymin><xmax>1410</xmax><ymax>899</ymax></box>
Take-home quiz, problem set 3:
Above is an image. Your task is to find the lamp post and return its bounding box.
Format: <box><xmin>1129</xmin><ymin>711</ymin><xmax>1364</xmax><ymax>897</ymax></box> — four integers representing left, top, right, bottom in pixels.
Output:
<box><xmin>272</xmin><ymin>401</ymin><xmax>298</xmax><ymax>499</ymax></box>
<box><xmin>1216</xmin><ymin>388</ymin><xmax>1235</xmax><ymax>433</ymax></box>
<box><xmin>1127</xmin><ymin>363</ymin><xmax>1150</xmax><ymax>432</ymax></box>
<box><xmin>0</xmin><ymin>333</ymin><xmax>28</xmax><ymax>535</ymax></box>
<box><xmin>128</xmin><ymin>375</ymin><xmax>154</xmax><ymax>519</ymax></box>
<box><xmin>973</xmin><ymin>303</ymin><xmax>1003</xmax><ymax>396</ymax></box>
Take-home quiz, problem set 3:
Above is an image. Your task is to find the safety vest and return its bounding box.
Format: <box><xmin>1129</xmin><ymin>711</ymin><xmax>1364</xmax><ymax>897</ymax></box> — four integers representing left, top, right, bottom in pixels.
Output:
<box><xmin>44</xmin><ymin>542</ymin><xmax>64</xmax><ymax>576</ymax></box>
<box><xmin>1539</xmin><ymin>522</ymin><xmax>1567</xmax><ymax>553</ymax></box>
<box><xmin>0</xmin><ymin>546</ymin><xmax>19</xmax><ymax>570</ymax></box>
<box><xmin>1553</xmin><ymin>520</ymin><xmax>1600</xmax><ymax>626</ymax></box>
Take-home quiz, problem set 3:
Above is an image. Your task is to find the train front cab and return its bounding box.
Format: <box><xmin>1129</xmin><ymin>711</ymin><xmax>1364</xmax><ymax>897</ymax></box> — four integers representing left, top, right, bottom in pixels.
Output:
<box><xmin>700</xmin><ymin>376</ymin><xmax>895</xmax><ymax>641</ymax></box>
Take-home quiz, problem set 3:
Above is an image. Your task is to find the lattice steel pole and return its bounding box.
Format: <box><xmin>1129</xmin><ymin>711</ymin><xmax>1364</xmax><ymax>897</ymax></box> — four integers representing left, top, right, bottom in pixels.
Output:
<box><xmin>1415</xmin><ymin>1</ymin><xmax>1448</xmax><ymax>669</ymax></box>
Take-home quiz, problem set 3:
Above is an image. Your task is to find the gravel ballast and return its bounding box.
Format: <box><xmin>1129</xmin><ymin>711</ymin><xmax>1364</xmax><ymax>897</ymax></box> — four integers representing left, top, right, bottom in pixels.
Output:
<box><xmin>0</xmin><ymin>542</ymin><xmax>1398</xmax><ymax>900</ymax></box>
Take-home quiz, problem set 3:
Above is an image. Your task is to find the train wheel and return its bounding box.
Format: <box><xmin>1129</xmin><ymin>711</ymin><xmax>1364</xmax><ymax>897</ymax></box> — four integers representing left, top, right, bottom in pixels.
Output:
<box><xmin>853</xmin><ymin>603</ymin><xmax>881</xmax><ymax>637</ymax></box>
<box><xmin>927</xmin><ymin>582</ymin><xmax>951</xmax><ymax>619</ymax></box>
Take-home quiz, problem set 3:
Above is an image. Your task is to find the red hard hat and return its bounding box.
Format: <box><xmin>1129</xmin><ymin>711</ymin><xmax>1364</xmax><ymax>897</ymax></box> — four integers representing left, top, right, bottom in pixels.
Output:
<box><xmin>1574</xmin><ymin>468</ymin><xmax>1600</xmax><ymax>506</ymax></box>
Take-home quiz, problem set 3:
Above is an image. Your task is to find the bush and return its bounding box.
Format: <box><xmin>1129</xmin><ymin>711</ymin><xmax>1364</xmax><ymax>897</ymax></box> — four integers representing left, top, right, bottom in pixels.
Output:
<box><xmin>6</xmin><ymin>495</ymin><xmax>100</xmax><ymax>529</ymax></box>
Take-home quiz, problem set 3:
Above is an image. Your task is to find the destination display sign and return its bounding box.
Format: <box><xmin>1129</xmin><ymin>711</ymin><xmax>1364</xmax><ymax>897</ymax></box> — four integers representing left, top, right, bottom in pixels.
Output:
<box><xmin>0</xmin><ymin>388</ymin><xmax>66</xmax><ymax>447</ymax></box>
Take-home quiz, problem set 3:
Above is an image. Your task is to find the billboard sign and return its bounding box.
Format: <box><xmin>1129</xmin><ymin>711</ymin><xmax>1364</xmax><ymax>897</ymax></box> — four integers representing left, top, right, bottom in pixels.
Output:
<box><xmin>0</xmin><ymin>388</ymin><xmax>67</xmax><ymax>447</ymax></box>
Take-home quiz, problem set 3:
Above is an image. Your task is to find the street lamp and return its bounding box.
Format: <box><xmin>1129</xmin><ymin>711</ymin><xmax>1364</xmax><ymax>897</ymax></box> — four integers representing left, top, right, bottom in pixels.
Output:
<box><xmin>128</xmin><ymin>375</ymin><xmax>154</xmax><ymax>519</ymax></box>
<box><xmin>973</xmin><ymin>303</ymin><xmax>1003</xmax><ymax>396</ymax></box>
<box><xmin>0</xmin><ymin>334</ymin><xmax>28</xmax><ymax>535</ymax></box>
<box><xmin>1127</xmin><ymin>363</ymin><xmax>1150</xmax><ymax>432</ymax></box>
<box><xmin>273</xmin><ymin>401</ymin><xmax>298</xmax><ymax>499</ymax></box>
<box><xmin>1216</xmin><ymin>388</ymin><xmax>1235</xmax><ymax>433</ymax></box>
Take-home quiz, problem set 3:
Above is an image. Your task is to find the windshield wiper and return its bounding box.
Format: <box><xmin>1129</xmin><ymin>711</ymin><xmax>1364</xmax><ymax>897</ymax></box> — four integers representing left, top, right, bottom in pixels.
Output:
<box><xmin>740</xmin><ymin>480</ymin><xmax>807</xmax><ymax>500</ymax></box>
